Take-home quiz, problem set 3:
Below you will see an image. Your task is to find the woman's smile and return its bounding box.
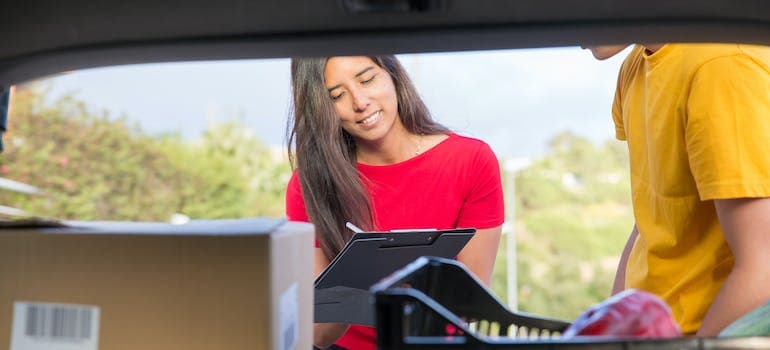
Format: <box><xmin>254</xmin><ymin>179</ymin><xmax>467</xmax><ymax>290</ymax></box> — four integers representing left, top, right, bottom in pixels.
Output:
<box><xmin>357</xmin><ymin>110</ymin><xmax>382</xmax><ymax>127</ymax></box>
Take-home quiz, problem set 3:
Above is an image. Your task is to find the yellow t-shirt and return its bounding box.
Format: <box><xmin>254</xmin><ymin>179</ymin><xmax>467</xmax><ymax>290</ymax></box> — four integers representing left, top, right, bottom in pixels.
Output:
<box><xmin>613</xmin><ymin>43</ymin><xmax>770</xmax><ymax>334</ymax></box>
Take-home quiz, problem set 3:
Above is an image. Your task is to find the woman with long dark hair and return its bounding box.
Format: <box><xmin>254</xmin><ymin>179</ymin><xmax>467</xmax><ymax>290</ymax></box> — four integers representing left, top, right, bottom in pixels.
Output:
<box><xmin>286</xmin><ymin>56</ymin><xmax>504</xmax><ymax>349</ymax></box>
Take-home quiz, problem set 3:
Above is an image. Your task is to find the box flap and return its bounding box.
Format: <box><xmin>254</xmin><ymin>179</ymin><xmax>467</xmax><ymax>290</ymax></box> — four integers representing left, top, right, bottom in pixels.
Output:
<box><xmin>0</xmin><ymin>217</ymin><xmax>287</xmax><ymax>236</ymax></box>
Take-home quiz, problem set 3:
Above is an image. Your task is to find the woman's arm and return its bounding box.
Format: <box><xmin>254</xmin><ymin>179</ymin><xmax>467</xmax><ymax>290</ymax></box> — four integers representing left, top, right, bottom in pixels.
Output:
<box><xmin>287</xmin><ymin>173</ymin><xmax>348</xmax><ymax>347</ymax></box>
<box><xmin>456</xmin><ymin>225</ymin><xmax>502</xmax><ymax>286</ymax></box>
<box><xmin>697</xmin><ymin>198</ymin><xmax>770</xmax><ymax>336</ymax></box>
<box><xmin>312</xmin><ymin>247</ymin><xmax>350</xmax><ymax>349</ymax></box>
<box><xmin>611</xmin><ymin>224</ymin><xmax>638</xmax><ymax>295</ymax></box>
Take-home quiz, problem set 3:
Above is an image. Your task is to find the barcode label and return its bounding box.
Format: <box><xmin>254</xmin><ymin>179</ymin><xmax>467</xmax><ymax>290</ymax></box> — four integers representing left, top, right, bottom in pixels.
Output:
<box><xmin>11</xmin><ymin>302</ymin><xmax>100</xmax><ymax>350</ymax></box>
<box><xmin>279</xmin><ymin>283</ymin><xmax>298</xmax><ymax>350</ymax></box>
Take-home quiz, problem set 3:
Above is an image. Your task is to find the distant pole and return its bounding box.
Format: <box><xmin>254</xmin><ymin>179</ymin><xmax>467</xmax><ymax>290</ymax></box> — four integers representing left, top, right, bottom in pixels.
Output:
<box><xmin>504</xmin><ymin>158</ymin><xmax>530</xmax><ymax>311</ymax></box>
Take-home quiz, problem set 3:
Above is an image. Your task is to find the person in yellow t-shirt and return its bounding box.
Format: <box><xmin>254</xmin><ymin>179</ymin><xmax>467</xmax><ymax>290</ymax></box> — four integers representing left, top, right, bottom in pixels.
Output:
<box><xmin>586</xmin><ymin>43</ymin><xmax>770</xmax><ymax>336</ymax></box>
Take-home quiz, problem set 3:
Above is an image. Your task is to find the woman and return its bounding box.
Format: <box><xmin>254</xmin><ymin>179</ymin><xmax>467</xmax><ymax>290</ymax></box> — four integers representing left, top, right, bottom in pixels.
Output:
<box><xmin>285</xmin><ymin>55</ymin><xmax>504</xmax><ymax>349</ymax></box>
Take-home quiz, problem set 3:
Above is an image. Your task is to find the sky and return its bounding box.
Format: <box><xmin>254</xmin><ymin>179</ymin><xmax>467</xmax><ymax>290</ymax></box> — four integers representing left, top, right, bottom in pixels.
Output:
<box><xmin>39</xmin><ymin>46</ymin><xmax>629</xmax><ymax>160</ymax></box>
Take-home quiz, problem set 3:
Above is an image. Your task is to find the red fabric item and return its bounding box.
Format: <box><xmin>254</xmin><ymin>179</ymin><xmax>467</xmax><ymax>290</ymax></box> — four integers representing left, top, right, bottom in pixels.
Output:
<box><xmin>563</xmin><ymin>289</ymin><xmax>682</xmax><ymax>338</ymax></box>
<box><xmin>285</xmin><ymin>133</ymin><xmax>505</xmax><ymax>350</ymax></box>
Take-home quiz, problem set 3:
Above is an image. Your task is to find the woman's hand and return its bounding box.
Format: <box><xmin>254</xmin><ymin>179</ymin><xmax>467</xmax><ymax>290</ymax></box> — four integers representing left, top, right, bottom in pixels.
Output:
<box><xmin>456</xmin><ymin>225</ymin><xmax>502</xmax><ymax>286</ymax></box>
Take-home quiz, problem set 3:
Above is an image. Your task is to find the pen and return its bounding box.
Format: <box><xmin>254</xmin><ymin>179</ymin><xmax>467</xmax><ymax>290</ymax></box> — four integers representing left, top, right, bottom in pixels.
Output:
<box><xmin>345</xmin><ymin>222</ymin><xmax>364</xmax><ymax>233</ymax></box>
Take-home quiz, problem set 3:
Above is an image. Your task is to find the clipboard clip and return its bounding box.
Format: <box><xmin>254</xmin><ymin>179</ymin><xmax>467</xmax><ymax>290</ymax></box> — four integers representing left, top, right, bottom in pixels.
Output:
<box><xmin>345</xmin><ymin>222</ymin><xmax>364</xmax><ymax>233</ymax></box>
<box><xmin>346</xmin><ymin>221</ymin><xmax>439</xmax><ymax>234</ymax></box>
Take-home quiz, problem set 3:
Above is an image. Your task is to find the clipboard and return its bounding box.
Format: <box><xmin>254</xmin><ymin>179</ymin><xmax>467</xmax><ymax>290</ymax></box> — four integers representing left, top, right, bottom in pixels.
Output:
<box><xmin>314</xmin><ymin>227</ymin><xmax>475</xmax><ymax>326</ymax></box>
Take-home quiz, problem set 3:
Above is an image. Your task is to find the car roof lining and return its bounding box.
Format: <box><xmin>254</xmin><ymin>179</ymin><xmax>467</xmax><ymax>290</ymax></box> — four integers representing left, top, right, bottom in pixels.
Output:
<box><xmin>3</xmin><ymin>0</ymin><xmax>770</xmax><ymax>85</ymax></box>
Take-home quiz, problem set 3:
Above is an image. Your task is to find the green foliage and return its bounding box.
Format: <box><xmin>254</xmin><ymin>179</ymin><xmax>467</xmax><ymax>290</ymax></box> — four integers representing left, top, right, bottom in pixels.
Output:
<box><xmin>2</xmin><ymin>87</ymin><xmax>632</xmax><ymax>323</ymax></box>
<box><xmin>490</xmin><ymin>131</ymin><xmax>634</xmax><ymax>321</ymax></box>
<box><xmin>197</xmin><ymin>122</ymin><xmax>292</xmax><ymax>218</ymax></box>
<box><xmin>0</xmin><ymin>86</ymin><xmax>290</xmax><ymax>221</ymax></box>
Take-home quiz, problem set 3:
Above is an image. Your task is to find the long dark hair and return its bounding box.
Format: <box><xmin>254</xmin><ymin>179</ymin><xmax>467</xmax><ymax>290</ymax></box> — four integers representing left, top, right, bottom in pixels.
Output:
<box><xmin>287</xmin><ymin>56</ymin><xmax>449</xmax><ymax>260</ymax></box>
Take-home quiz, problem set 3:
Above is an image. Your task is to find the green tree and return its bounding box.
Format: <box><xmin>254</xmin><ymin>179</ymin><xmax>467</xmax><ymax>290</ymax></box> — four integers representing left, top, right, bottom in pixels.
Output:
<box><xmin>492</xmin><ymin>131</ymin><xmax>633</xmax><ymax>320</ymax></box>
<box><xmin>0</xmin><ymin>85</ymin><xmax>290</xmax><ymax>221</ymax></box>
<box><xmin>178</xmin><ymin>121</ymin><xmax>292</xmax><ymax>218</ymax></box>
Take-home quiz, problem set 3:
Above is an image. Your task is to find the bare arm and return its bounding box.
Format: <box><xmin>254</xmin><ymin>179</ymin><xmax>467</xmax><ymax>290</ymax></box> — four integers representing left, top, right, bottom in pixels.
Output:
<box><xmin>612</xmin><ymin>224</ymin><xmax>638</xmax><ymax>295</ymax></box>
<box><xmin>312</xmin><ymin>248</ymin><xmax>350</xmax><ymax>349</ymax></box>
<box><xmin>697</xmin><ymin>198</ymin><xmax>770</xmax><ymax>336</ymax></box>
<box><xmin>456</xmin><ymin>225</ymin><xmax>502</xmax><ymax>286</ymax></box>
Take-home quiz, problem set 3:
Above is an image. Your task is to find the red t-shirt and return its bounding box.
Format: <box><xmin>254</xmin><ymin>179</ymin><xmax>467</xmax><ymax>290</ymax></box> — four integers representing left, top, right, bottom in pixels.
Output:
<box><xmin>285</xmin><ymin>133</ymin><xmax>504</xmax><ymax>350</ymax></box>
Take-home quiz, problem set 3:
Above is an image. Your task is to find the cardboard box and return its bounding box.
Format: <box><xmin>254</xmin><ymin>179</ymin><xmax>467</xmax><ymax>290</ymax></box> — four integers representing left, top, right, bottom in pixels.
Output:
<box><xmin>0</xmin><ymin>218</ymin><xmax>313</xmax><ymax>350</ymax></box>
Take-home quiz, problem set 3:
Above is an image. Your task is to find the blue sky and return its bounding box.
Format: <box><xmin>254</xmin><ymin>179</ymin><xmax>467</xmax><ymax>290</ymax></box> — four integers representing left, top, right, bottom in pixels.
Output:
<box><xmin>40</xmin><ymin>46</ymin><xmax>628</xmax><ymax>159</ymax></box>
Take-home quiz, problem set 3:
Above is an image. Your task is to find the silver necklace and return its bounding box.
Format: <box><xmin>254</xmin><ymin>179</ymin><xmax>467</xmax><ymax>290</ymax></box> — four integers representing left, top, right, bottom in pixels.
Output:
<box><xmin>414</xmin><ymin>133</ymin><xmax>425</xmax><ymax>155</ymax></box>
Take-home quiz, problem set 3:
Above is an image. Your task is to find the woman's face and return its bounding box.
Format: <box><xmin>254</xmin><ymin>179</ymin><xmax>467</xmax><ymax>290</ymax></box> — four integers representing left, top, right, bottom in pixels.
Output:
<box><xmin>324</xmin><ymin>56</ymin><xmax>400</xmax><ymax>143</ymax></box>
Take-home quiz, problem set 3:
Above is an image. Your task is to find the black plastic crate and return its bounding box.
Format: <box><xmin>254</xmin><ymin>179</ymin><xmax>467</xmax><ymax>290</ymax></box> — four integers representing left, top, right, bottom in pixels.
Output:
<box><xmin>371</xmin><ymin>256</ymin><xmax>770</xmax><ymax>350</ymax></box>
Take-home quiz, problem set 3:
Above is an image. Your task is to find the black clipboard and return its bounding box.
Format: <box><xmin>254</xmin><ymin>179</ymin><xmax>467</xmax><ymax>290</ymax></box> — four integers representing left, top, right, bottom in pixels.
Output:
<box><xmin>314</xmin><ymin>227</ymin><xmax>475</xmax><ymax>326</ymax></box>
